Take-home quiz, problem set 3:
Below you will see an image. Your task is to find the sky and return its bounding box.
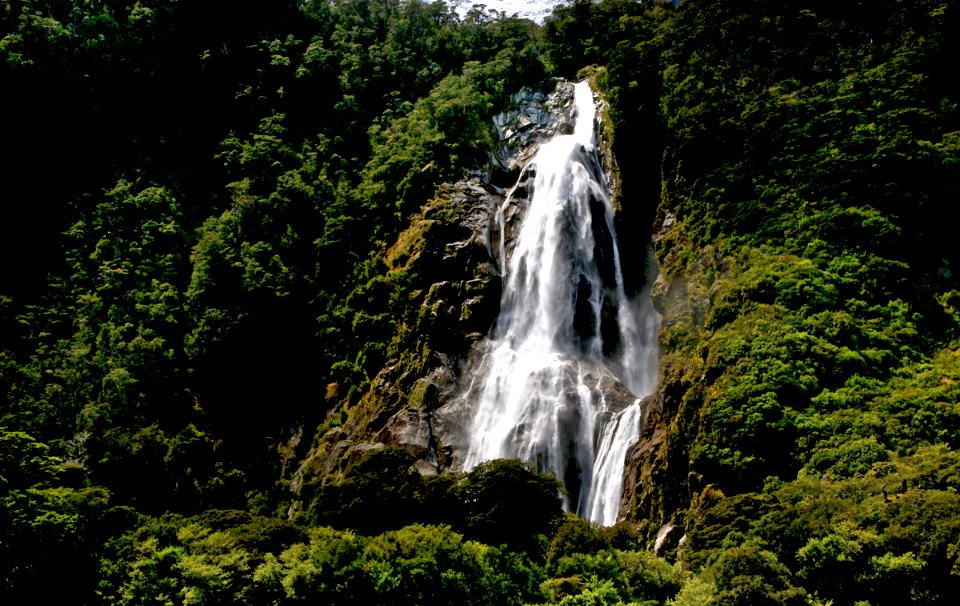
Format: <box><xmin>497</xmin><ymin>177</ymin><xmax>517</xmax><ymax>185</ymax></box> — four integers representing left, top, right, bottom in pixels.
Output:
<box><xmin>447</xmin><ymin>0</ymin><xmax>571</xmax><ymax>24</ymax></box>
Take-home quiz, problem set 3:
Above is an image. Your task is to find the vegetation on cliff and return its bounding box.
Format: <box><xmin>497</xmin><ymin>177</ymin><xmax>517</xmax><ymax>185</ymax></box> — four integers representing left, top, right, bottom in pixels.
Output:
<box><xmin>3</xmin><ymin>0</ymin><xmax>960</xmax><ymax>604</ymax></box>
<box><xmin>571</xmin><ymin>0</ymin><xmax>960</xmax><ymax>603</ymax></box>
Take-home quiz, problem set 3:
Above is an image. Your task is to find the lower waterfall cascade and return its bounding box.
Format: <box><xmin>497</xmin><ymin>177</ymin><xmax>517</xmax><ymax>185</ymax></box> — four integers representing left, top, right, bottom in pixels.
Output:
<box><xmin>461</xmin><ymin>81</ymin><xmax>661</xmax><ymax>526</ymax></box>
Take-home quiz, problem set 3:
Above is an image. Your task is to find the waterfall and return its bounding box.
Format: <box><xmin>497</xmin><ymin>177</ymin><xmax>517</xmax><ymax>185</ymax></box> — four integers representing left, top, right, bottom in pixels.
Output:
<box><xmin>462</xmin><ymin>81</ymin><xmax>660</xmax><ymax>525</ymax></box>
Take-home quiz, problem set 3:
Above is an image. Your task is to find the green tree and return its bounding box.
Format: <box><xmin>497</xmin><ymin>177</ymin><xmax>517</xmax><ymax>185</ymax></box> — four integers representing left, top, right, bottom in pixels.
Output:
<box><xmin>456</xmin><ymin>459</ymin><xmax>564</xmax><ymax>557</ymax></box>
<box><xmin>308</xmin><ymin>446</ymin><xmax>424</xmax><ymax>534</ymax></box>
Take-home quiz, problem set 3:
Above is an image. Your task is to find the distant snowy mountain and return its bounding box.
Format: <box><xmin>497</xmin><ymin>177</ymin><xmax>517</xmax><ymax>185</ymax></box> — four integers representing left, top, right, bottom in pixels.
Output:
<box><xmin>447</xmin><ymin>0</ymin><xmax>570</xmax><ymax>24</ymax></box>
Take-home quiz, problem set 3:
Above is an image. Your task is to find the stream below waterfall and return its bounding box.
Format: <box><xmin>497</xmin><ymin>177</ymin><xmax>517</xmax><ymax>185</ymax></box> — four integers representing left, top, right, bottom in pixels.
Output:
<box><xmin>461</xmin><ymin>81</ymin><xmax>661</xmax><ymax>526</ymax></box>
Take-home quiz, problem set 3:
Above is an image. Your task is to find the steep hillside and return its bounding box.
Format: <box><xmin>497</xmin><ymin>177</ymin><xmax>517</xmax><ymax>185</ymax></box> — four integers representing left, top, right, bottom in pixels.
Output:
<box><xmin>569</xmin><ymin>0</ymin><xmax>960</xmax><ymax>601</ymax></box>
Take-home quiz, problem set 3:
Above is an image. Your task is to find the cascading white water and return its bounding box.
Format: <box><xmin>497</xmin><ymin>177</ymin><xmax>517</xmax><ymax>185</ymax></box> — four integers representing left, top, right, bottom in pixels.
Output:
<box><xmin>462</xmin><ymin>81</ymin><xmax>661</xmax><ymax>525</ymax></box>
<box><xmin>586</xmin><ymin>400</ymin><xmax>642</xmax><ymax>524</ymax></box>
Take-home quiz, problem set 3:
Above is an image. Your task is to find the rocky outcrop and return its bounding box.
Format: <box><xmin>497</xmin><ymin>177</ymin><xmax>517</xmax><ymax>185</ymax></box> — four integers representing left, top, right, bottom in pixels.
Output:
<box><xmin>618</xmin><ymin>210</ymin><xmax>730</xmax><ymax>548</ymax></box>
<box><xmin>289</xmin><ymin>177</ymin><xmax>504</xmax><ymax>491</ymax></box>
<box><xmin>289</xmin><ymin>81</ymin><xmax>583</xmax><ymax>500</ymax></box>
<box><xmin>289</xmin><ymin>78</ymin><xmax>680</xmax><ymax>533</ymax></box>
<box><xmin>593</xmin><ymin>89</ymin><xmax>622</xmax><ymax>213</ymax></box>
<box><xmin>369</xmin><ymin>84</ymin><xmax>585</xmax><ymax>471</ymax></box>
<box><xmin>288</xmin><ymin>78</ymin><xmax>663</xmax><ymax>525</ymax></box>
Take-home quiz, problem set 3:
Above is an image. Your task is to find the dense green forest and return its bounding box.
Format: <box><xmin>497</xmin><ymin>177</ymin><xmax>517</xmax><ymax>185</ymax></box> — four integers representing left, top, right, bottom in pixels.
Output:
<box><xmin>3</xmin><ymin>0</ymin><xmax>960</xmax><ymax>604</ymax></box>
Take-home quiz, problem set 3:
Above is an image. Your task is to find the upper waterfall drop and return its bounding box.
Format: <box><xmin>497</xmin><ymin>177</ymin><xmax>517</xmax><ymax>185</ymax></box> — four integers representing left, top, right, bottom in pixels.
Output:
<box><xmin>461</xmin><ymin>81</ymin><xmax>661</xmax><ymax>525</ymax></box>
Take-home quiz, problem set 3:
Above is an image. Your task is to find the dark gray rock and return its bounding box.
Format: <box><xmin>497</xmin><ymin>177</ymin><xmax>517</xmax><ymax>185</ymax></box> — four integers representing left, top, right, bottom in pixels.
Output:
<box><xmin>290</xmin><ymin>80</ymin><xmax>608</xmax><ymax>495</ymax></box>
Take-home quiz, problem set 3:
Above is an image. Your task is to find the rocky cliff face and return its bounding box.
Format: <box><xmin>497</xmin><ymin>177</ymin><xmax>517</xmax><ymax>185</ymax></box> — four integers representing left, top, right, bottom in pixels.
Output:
<box><xmin>288</xmin><ymin>78</ymin><xmax>663</xmax><ymax>526</ymax></box>
<box><xmin>288</xmin><ymin>82</ymin><xmax>581</xmax><ymax>503</ymax></box>
<box><xmin>618</xmin><ymin>209</ymin><xmax>732</xmax><ymax>552</ymax></box>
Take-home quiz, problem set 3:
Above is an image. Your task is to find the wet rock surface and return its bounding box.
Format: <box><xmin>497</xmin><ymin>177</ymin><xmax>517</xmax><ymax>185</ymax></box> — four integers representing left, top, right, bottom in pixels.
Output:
<box><xmin>291</xmin><ymin>81</ymin><xmax>585</xmax><ymax>491</ymax></box>
<box><xmin>290</xmin><ymin>78</ymin><xmax>655</xmax><ymax>518</ymax></box>
<box><xmin>488</xmin><ymin>83</ymin><xmax>575</xmax><ymax>187</ymax></box>
<box><xmin>380</xmin><ymin>83</ymin><xmax>585</xmax><ymax>470</ymax></box>
<box><xmin>618</xmin><ymin>210</ymin><xmax>719</xmax><ymax>542</ymax></box>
